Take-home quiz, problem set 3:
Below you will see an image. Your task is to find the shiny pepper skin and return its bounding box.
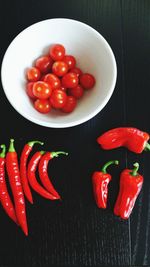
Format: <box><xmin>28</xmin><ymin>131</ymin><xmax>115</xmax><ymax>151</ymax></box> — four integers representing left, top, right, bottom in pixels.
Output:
<box><xmin>97</xmin><ymin>127</ymin><xmax>150</xmax><ymax>153</ymax></box>
<box><xmin>114</xmin><ymin>163</ymin><xmax>143</xmax><ymax>219</ymax></box>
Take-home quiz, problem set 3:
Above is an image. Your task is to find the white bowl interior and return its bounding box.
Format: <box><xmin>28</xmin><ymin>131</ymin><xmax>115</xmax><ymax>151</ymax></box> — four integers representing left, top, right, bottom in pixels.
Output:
<box><xmin>1</xmin><ymin>18</ymin><xmax>117</xmax><ymax>127</ymax></box>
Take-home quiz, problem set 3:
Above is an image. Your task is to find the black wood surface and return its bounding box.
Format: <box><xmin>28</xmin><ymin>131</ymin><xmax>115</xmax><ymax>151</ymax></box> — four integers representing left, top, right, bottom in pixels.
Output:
<box><xmin>0</xmin><ymin>1</ymin><xmax>150</xmax><ymax>266</ymax></box>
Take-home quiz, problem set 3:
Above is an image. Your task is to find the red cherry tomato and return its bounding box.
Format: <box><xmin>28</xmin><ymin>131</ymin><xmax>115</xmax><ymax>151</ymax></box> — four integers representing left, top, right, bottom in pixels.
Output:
<box><xmin>70</xmin><ymin>67</ymin><xmax>83</xmax><ymax>77</ymax></box>
<box><xmin>57</xmin><ymin>86</ymin><xmax>66</xmax><ymax>92</ymax></box>
<box><xmin>62</xmin><ymin>72</ymin><xmax>78</xmax><ymax>88</ymax></box>
<box><xmin>49</xmin><ymin>44</ymin><xmax>65</xmax><ymax>61</ymax></box>
<box><xmin>50</xmin><ymin>89</ymin><xmax>67</xmax><ymax>109</ymax></box>
<box><xmin>43</xmin><ymin>74</ymin><xmax>61</xmax><ymax>90</ymax></box>
<box><xmin>52</xmin><ymin>61</ymin><xmax>68</xmax><ymax>77</ymax></box>
<box><xmin>33</xmin><ymin>81</ymin><xmax>52</xmax><ymax>99</ymax></box>
<box><xmin>26</xmin><ymin>67</ymin><xmax>41</xmax><ymax>82</ymax></box>
<box><xmin>63</xmin><ymin>55</ymin><xmax>76</xmax><ymax>70</ymax></box>
<box><xmin>80</xmin><ymin>73</ymin><xmax>95</xmax><ymax>89</ymax></box>
<box><xmin>68</xmin><ymin>85</ymin><xmax>84</xmax><ymax>99</ymax></box>
<box><xmin>35</xmin><ymin>55</ymin><xmax>53</xmax><ymax>74</ymax></box>
<box><xmin>26</xmin><ymin>82</ymin><xmax>37</xmax><ymax>100</ymax></box>
<box><xmin>34</xmin><ymin>99</ymin><xmax>51</xmax><ymax>113</ymax></box>
<box><xmin>61</xmin><ymin>96</ymin><xmax>77</xmax><ymax>113</ymax></box>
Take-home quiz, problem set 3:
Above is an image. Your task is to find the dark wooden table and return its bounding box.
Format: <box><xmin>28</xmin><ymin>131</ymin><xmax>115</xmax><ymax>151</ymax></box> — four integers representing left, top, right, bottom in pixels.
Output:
<box><xmin>0</xmin><ymin>1</ymin><xmax>150</xmax><ymax>266</ymax></box>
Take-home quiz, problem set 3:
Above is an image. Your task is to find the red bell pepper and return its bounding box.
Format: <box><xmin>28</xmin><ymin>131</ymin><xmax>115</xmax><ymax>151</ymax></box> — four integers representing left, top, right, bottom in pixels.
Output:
<box><xmin>92</xmin><ymin>160</ymin><xmax>119</xmax><ymax>209</ymax></box>
<box><xmin>114</xmin><ymin>162</ymin><xmax>143</xmax><ymax>219</ymax></box>
<box><xmin>97</xmin><ymin>127</ymin><xmax>150</xmax><ymax>153</ymax></box>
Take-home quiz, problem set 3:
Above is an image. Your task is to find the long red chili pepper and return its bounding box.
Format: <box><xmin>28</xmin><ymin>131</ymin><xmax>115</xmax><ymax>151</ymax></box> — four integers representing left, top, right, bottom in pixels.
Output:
<box><xmin>27</xmin><ymin>151</ymin><xmax>59</xmax><ymax>200</ymax></box>
<box><xmin>0</xmin><ymin>144</ymin><xmax>17</xmax><ymax>224</ymax></box>
<box><xmin>38</xmin><ymin>151</ymin><xmax>68</xmax><ymax>199</ymax></box>
<box><xmin>20</xmin><ymin>140</ymin><xmax>44</xmax><ymax>204</ymax></box>
<box><xmin>114</xmin><ymin>162</ymin><xmax>143</xmax><ymax>219</ymax></box>
<box><xmin>92</xmin><ymin>160</ymin><xmax>119</xmax><ymax>208</ymax></box>
<box><xmin>97</xmin><ymin>127</ymin><xmax>150</xmax><ymax>153</ymax></box>
<box><xmin>6</xmin><ymin>139</ymin><xmax>28</xmax><ymax>235</ymax></box>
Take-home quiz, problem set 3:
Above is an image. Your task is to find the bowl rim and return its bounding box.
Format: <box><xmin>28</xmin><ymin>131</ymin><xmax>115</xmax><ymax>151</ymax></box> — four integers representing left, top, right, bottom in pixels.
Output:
<box><xmin>1</xmin><ymin>18</ymin><xmax>117</xmax><ymax>128</ymax></box>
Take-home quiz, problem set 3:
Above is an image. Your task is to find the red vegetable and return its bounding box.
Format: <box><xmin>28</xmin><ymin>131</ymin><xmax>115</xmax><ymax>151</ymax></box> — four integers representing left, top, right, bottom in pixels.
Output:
<box><xmin>33</xmin><ymin>81</ymin><xmax>52</xmax><ymax>99</ymax></box>
<box><xmin>68</xmin><ymin>84</ymin><xmax>84</xmax><ymax>99</ymax></box>
<box><xmin>26</xmin><ymin>82</ymin><xmax>36</xmax><ymax>100</ymax></box>
<box><xmin>70</xmin><ymin>67</ymin><xmax>83</xmax><ymax>77</ymax></box>
<box><xmin>20</xmin><ymin>140</ymin><xmax>44</xmax><ymax>204</ymax></box>
<box><xmin>26</xmin><ymin>67</ymin><xmax>41</xmax><ymax>82</ymax></box>
<box><xmin>6</xmin><ymin>139</ymin><xmax>28</xmax><ymax>236</ymax></box>
<box><xmin>50</xmin><ymin>89</ymin><xmax>67</xmax><ymax>109</ymax></box>
<box><xmin>61</xmin><ymin>96</ymin><xmax>77</xmax><ymax>113</ymax></box>
<box><xmin>80</xmin><ymin>73</ymin><xmax>95</xmax><ymax>89</ymax></box>
<box><xmin>114</xmin><ymin>163</ymin><xmax>143</xmax><ymax>219</ymax></box>
<box><xmin>50</xmin><ymin>44</ymin><xmax>65</xmax><ymax>61</ymax></box>
<box><xmin>52</xmin><ymin>61</ymin><xmax>68</xmax><ymax>77</ymax></box>
<box><xmin>97</xmin><ymin>127</ymin><xmax>150</xmax><ymax>154</ymax></box>
<box><xmin>0</xmin><ymin>144</ymin><xmax>17</xmax><ymax>223</ymax></box>
<box><xmin>38</xmin><ymin>151</ymin><xmax>68</xmax><ymax>199</ymax></box>
<box><xmin>35</xmin><ymin>55</ymin><xmax>53</xmax><ymax>74</ymax></box>
<box><xmin>63</xmin><ymin>55</ymin><xmax>76</xmax><ymax>70</ymax></box>
<box><xmin>43</xmin><ymin>73</ymin><xmax>61</xmax><ymax>90</ymax></box>
<box><xmin>92</xmin><ymin>160</ymin><xmax>119</xmax><ymax>209</ymax></box>
<box><xmin>34</xmin><ymin>99</ymin><xmax>51</xmax><ymax>113</ymax></box>
<box><xmin>27</xmin><ymin>151</ymin><xmax>58</xmax><ymax>200</ymax></box>
<box><xmin>62</xmin><ymin>72</ymin><xmax>79</xmax><ymax>88</ymax></box>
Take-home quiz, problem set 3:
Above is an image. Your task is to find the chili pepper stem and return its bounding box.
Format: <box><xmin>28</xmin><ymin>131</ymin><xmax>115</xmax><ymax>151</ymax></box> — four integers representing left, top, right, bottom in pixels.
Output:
<box><xmin>144</xmin><ymin>142</ymin><xmax>150</xmax><ymax>151</ymax></box>
<box><xmin>0</xmin><ymin>144</ymin><xmax>6</xmax><ymax>158</ymax></box>
<box><xmin>51</xmin><ymin>151</ymin><xmax>68</xmax><ymax>158</ymax></box>
<box><xmin>9</xmin><ymin>139</ymin><xmax>15</xmax><ymax>152</ymax></box>
<box><xmin>28</xmin><ymin>140</ymin><xmax>44</xmax><ymax>147</ymax></box>
<box><xmin>101</xmin><ymin>160</ymin><xmax>119</xmax><ymax>174</ymax></box>
<box><xmin>130</xmin><ymin>162</ymin><xmax>139</xmax><ymax>176</ymax></box>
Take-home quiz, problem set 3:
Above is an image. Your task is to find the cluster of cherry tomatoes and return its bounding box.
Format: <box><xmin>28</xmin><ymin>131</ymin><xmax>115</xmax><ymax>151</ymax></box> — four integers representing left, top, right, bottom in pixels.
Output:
<box><xmin>26</xmin><ymin>44</ymin><xmax>96</xmax><ymax>114</ymax></box>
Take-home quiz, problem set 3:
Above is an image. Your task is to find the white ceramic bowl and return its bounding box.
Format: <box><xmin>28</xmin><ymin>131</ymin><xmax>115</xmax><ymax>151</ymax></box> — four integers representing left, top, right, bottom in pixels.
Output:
<box><xmin>1</xmin><ymin>18</ymin><xmax>117</xmax><ymax>128</ymax></box>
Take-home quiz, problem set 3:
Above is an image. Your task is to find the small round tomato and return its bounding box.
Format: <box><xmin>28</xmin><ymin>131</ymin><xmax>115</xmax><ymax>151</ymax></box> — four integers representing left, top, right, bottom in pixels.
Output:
<box><xmin>43</xmin><ymin>74</ymin><xmax>61</xmax><ymax>90</ymax></box>
<box><xmin>34</xmin><ymin>99</ymin><xmax>51</xmax><ymax>113</ymax></box>
<box><xmin>70</xmin><ymin>67</ymin><xmax>83</xmax><ymax>77</ymax></box>
<box><xmin>62</xmin><ymin>72</ymin><xmax>78</xmax><ymax>88</ymax></box>
<box><xmin>35</xmin><ymin>55</ymin><xmax>53</xmax><ymax>74</ymax></box>
<box><xmin>80</xmin><ymin>73</ymin><xmax>95</xmax><ymax>89</ymax></box>
<box><xmin>63</xmin><ymin>55</ymin><xmax>76</xmax><ymax>70</ymax></box>
<box><xmin>49</xmin><ymin>44</ymin><xmax>65</xmax><ymax>61</ymax></box>
<box><xmin>52</xmin><ymin>61</ymin><xmax>68</xmax><ymax>77</ymax></box>
<box><xmin>61</xmin><ymin>96</ymin><xmax>77</xmax><ymax>113</ymax></box>
<box><xmin>33</xmin><ymin>81</ymin><xmax>52</xmax><ymax>99</ymax></box>
<box><xmin>68</xmin><ymin>85</ymin><xmax>84</xmax><ymax>99</ymax></box>
<box><xmin>26</xmin><ymin>82</ymin><xmax>37</xmax><ymax>100</ymax></box>
<box><xmin>58</xmin><ymin>86</ymin><xmax>67</xmax><ymax>92</ymax></box>
<box><xmin>26</xmin><ymin>67</ymin><xmax>41</xmax><ymax>82</ymax></box>
<box><xmin>50</xmin><ymin>89</ymin><xmax>67</xmax><ymax>109</ymax></box>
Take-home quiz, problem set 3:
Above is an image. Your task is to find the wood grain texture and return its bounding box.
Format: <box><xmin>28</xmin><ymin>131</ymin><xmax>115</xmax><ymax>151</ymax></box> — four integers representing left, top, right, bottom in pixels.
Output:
<box><xmin>120</xmin><ymin>0</ymin><xmax>150</xmax><ymax>266</ymax></box>
<box><xmin>0</xmin><ymin>0</ymin><xmax>149</xmax><ymax>266</ymax></box>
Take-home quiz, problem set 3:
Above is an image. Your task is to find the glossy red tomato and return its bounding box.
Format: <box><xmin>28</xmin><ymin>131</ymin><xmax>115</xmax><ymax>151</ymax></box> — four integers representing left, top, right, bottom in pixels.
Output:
<box><xmin>70</xmin><ymin>67</ymin><xmax>83</xmax><ymax>77</ymax></box>
<box><xmin>52</xmin><ymin>61</ymin><xmax>68</xmax><ymax>77</ymax></box>
<box><xmin>68</xmin><ymin>85</ymin><xmax>84</xmax><ymax>99</ymax></box>
<box><xmin>80</xmin><ymin>73</ymin><xmax>95</xmax><ymax>89</ymax></box>
<box><xmin>43</xmin><ymin>74</ymin><xmax>61</xmax><ymax>90</ymax></box>
<box><xmin>26</xmin><ymin>82</ymin><xmax>37</xmax><ymax>100</ymax></box>
<box><xmin>63</xmin><ymin>55</ymin><xmax>76</xmax><ymax>70</ymax></box>
<box><xmin>34</xmin><ymin>99</ymin><xmax>51</xmax><ymax>113</ymax></box>
<box><xmin>61</xmin><ymin>96</ymin><xmax>77</xmax><ymax>113</ymax></box>
<box><xmin>58</xmin><ymin>86</ymin><xmax>67</xmax><ymax>92</ymax></box>
<box><xmin>49</xmin><ymin>44</ymin><xmax>65</xmax><ymax>61</ymax></box>
<box><xmin>26</xmin><ymin>67</ymin><xmax>41</xmax><ymax>82</ymax></box>
<box><xmin>50</xmin><ymin>89</ymin><xmax>67</xmax><ymax>109</ymax></box>
<box><xmin>35</xmin><ymin>55</ymin><xmax>53</xmax><ymax>74</ymax></box>
<box><xmin>62</xmin><ymin>72</ymin><xmax>79</xmax><ymax>88</ymax></box>
<box><xmin>33</xmin><ymin>81</ymin><xmax>52</xmax><ymax>99</ymax></box>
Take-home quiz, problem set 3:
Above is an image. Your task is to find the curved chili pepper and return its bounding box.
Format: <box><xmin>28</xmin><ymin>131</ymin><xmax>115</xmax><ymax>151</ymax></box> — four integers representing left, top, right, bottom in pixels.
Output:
<box><xmin>114</xmin><ymin>163</ymin><xmax>143</xmax><ymax>219</ymax></box>
<box><xmin>6</xmin><ymin>139</ymin><xmax>28</xmax><ymax>235</ymax></box>
<box><xmin>92</xmin><ymin>160</ymin><xmax>119</xmax><ymax>208</ymax></box>
<box><xmin>97</xmin><ymin>127</ymin><xmax>150</xmax><ymax>153</ymax></box>
<box><xmin>27</xmin><ymin>151</ymin><xmax>58</xmax><ymax>200</ymax></box>
<box><xmin>0</xmin><ymin>144</ymin><xmax>17</xmax><ymax>224</ymax></box>
<box><xmin>20</xmin><ymin>140</ymin><xmax>44</xmax><ymax>204</ymax></box>
<box><xmin>38</xmin><ymin>151</ymin><xmax>68</xmax><ymax>199</ymax></box>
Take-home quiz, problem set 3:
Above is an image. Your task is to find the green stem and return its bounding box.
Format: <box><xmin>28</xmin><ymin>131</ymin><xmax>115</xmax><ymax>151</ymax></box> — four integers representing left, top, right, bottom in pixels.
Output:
<box><xmin>101</xmin><ymin>160</ymin><xmax>119</xmax><ymax>173</ymax></box>
<box><xmin>8</xmin><ymin>139</ymin><xmax>15</xmax><ymax>152</ymax></box>
<box><xmin>130</xmin><ymin>162</ymin><xmax>139</xmax><ymax>176</ymax></box>
<box><xmin>28</xmin><ymin>140</ymin><xmax>44</xmax><ymax>147</ymax></box>
<box><xmin>40</xmin><ymin>151</ymin><xmax>45</xmax><ymax>155</ymax></box>
<box><xmin>0</xmin><ymin>144</ymin><xmax>6</xmax><ymax>158</ymax></box>
<box><xmin>144</xmin><ymin>142</ymin><xmax>150</xmax><ymax>151</ymax></box>
<box><xmin>51</xmin><ymin>151</ymin><xmax>68</xmax><ymax>158</ymax></box>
